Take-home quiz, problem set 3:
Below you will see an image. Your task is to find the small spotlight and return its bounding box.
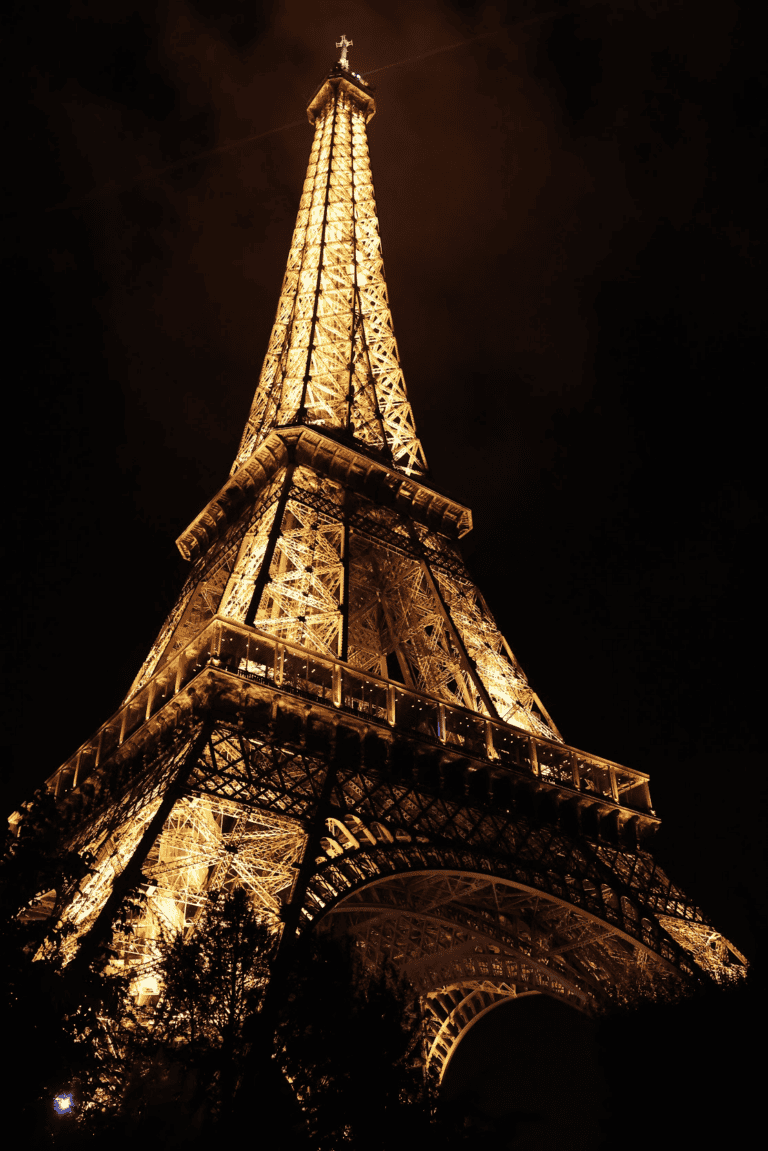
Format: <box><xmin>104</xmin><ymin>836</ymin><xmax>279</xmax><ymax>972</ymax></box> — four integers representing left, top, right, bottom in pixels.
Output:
<box><xmin>53</xmin><ymin>1092</ymin><xmax>74</xmax><ymax>1115</ymax></box>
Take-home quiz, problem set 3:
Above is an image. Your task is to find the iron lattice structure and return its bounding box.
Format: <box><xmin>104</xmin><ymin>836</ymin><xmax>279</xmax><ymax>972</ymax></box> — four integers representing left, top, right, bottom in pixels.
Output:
<box><xmin>25</xmin><ymin>57</ymin><xmax>745</xmax><ymax>1080</ymax></box>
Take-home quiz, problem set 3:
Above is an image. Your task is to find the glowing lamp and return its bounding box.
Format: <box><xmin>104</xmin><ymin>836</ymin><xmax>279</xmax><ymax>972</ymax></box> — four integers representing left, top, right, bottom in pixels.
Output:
<box><xmin>53</xmin><ymin>1092</ymin><xmax>74</xmax><ymax>1115</ymax></box>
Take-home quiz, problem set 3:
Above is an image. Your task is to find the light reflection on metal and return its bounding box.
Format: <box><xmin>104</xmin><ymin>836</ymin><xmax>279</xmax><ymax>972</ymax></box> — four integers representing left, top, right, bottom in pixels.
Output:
<box><xmin>127</xmin><ymin>456</ymin><xmax>558</xmax><ymax>740</ymax></box>
<box><xmin>24</xmin><ymin>55</ymin><xmax>746</xmax><ymax>1082</ymax></box>
<box><xmin>232</xmin><ymin>72</ymin><xmax>427</xmax><ymax>480</ymax></box>
<box><xmin>140</xmin><ymin>796</ymin><xmax>306</xmax><ymax>936</ymax></box>
<box><xmin>336</xmin><ymin>34</ymin><xmax>353</xmax><ymax>69</ymax></box>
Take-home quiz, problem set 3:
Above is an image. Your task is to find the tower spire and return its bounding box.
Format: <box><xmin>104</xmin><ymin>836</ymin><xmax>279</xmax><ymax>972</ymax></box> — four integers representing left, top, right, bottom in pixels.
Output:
<box><xmin>336</xmin><ymin>33</ymin><xmax>353</xmax><ymax>69</ymax></box>
<box><xmin>120</xmin><ymin>63</ymin><xmax>562</xmax><ymax>737</ymax></box>
<box><xmin>232</xmin><ymin>58</ymin><xmax>427</xmax><ymax>479</ymax></box>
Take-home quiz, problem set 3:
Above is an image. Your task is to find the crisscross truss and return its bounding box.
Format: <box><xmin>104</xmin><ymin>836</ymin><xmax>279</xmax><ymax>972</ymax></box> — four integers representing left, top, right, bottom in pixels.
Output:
<box><xmin>128</xmin><ymin>461</ymin><xmax>557</xmax><ymax>739</ymax></box>
<box><xmin>307</xmin><ymin>848</ymin><xmax>746</xmax><ymax>1078</ymax></box>
<box><xmin>48</xmin><ymin>747</ymin><xmax>308</xmax><ymax>962</ymax></box>
<box><xmin>138</xmin><ymin>723</ymin><xmax>739</xmax><ymax>991</ymax></box>
<box><xmin>233</xmin><ymin>77</ymin><xmax>427</xmax><ymax>477</ymax></box>
<box><xmin>140</xmin><ymin>795</ymin><xmax>306</xmax><ymax>937</ymax></box>
<box><xmin>126</xmin><ymin>470</ymin><xmax>286</xmax><ymax>697</ymax></box>
<box><xmin>29</xmin><ymin>64</ymin><xmax>749</xmax><ymax>1071</ymax></box>
<box><xmin>64</xmin><ymin>793</ymin><xmax>305</xmax><ymax>1001</ymax></box>
<box><xmin>316</xmin><ymin>870</ymin><xmax>640</xmax><ymax>1078</ymax></box>
<box><xmin>39</xmin><ymin>704</ymin><xmax>745</xmax><ymax>1065</ymax></box>
<box><xmin>246</xmin><ymin>468</ymin><xmax>554</xmax><ymax>737</ymax></box>
<box><xmin>40</xmin><ymin>728</ymin><xmax>205</xmax><ymax>962</ymax></box>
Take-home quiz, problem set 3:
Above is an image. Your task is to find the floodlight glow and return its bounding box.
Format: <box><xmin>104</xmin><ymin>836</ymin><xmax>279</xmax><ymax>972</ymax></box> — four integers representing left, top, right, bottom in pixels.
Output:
<box><xmin>53</xmin><ymin>1092</ymin><xmax>74</xmax><ymax>1115</ymax></box>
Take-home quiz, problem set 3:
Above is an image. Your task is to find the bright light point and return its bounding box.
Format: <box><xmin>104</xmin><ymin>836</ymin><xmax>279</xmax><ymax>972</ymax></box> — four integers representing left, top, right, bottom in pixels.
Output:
<box><xmin>53</xmin><ymin>1093</ymin><xmax>74</xmax><ymax>1115</ymax></box>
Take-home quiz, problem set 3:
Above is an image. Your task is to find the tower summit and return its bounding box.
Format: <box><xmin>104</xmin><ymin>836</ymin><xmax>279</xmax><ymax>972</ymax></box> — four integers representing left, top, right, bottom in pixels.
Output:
<box><xmin>336</xmin><ymin>34</ymin><xmax>353</xmax><ymax>70</ymax></box>
<box><xmin>232</xmin><ymin>42</ymin><xmax>425</xmax><ymax>480</ymax></box>
<box><xmin>29</xmin><ymin>44</ymin><xmax>745</xmax><ymax>1079</ymax></box>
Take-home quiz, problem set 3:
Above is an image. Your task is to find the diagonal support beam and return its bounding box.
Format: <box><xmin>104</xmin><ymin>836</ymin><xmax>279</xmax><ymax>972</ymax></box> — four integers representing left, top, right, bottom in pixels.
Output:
<box><xmin>407</xmin><ymin>524</ymin><xmax>500</xmax><ymax>719</ymax></box>
<box><xmin>68</xmin><ymin>721</ymin><xmax>213</xmax><ymax>977</ymax></box>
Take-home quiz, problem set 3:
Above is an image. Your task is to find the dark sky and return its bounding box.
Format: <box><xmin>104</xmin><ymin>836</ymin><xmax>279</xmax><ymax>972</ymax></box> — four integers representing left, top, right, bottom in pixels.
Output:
<box><xmin>4</xmin><ymin>0</ymin><xmax>764</xmax><ymax>1138</ymax></box>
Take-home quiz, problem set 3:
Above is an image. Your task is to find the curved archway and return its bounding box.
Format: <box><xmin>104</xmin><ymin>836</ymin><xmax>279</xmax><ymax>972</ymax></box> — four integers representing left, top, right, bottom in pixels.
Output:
<box><xmin>306</xmin><ymin>839</ymin><xmax>681</xmax><ymax>1079</ymax></box>
<box><xmin>304</xmin><ymin>834</ymin><xmax>698</xmax><ymax>980</ymax></box>
<box><xmin>440</xmin><ymin>993</ymin><xmax>608</xmax><ymax>1145</ymax></box>
<box><xmin>427</xmin><ymin>987</ymin><xmax>543</xmax><ymax>1082</ymax></box>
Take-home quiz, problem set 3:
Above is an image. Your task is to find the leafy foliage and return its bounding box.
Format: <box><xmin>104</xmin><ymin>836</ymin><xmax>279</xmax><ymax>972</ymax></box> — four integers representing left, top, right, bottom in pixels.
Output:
<box><xmin>111</xmin><ymin>886</ymin><xmax>274</xmax><ymax>1142</ymax></box>
<box><xmin>0</xmin><ymin>790</ymin><xmax>134</xmax><ymax>1144</ymax></box>
<box><xmin>2</xmin><ymin>800</ymin><xmax>470</xmax><ymax>1147</ymax></box>
<box><xmin>275</xmin><ymin>930</ymin><xmax>435</xmax><ymax>1151</ymax></box>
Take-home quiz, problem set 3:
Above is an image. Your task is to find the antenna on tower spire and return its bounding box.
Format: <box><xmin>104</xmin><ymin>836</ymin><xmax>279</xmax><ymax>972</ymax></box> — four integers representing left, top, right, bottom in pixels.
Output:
<box><xmin>336</xmin><ymin>34</ymin><xmax>352</xmax><ymax>69</ymax></box>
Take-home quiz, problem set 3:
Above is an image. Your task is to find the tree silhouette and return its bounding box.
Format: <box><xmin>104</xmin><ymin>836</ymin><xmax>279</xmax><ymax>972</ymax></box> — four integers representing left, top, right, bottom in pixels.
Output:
<box><xmin>3</xmin><ymin>802</ymin><xmax>472</xmax><ymax>1148</ymax></box>
<box><xmin>0</xmin><ymin>789</ymin><xmax>135</xmax><ymax>1146</ymax></box>
<box><xmin>274</xmin><ymin>929</ymin><xmax>435</xmax><ymax>1151</ymax></box>
<box><xmin>99</xmin><ymin>899</ymin><xmax>450</xmax><ymax>1148</ymax></box>
<box><xmin>93</xmin><ymin>886</ymin><xmax>273</xmax><ymax>1145</ymax></box>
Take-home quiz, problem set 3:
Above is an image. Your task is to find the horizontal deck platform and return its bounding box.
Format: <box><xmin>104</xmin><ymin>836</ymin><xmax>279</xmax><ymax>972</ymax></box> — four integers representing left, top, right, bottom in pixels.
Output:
<box><xmin>46</xmin><ymin>617</ymin><xmax>656</xmax><ymax>832</ymax></box>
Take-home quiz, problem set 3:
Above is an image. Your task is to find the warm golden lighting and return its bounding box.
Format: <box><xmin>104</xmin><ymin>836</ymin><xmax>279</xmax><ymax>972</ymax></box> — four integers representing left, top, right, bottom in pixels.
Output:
<box><xmin>30</xmin><ymin>56</ymin><xmax>745</xmax><ymax>1082</ymax></box>
<box><xmin>141</xmin><ymin>796</ymin><xmax>306</xmax><ymax>935</ymax></box>
<box><xmin>234</xmin><ymin>81</ymin><xmax>426</xmax><ymax>478</ymax></box>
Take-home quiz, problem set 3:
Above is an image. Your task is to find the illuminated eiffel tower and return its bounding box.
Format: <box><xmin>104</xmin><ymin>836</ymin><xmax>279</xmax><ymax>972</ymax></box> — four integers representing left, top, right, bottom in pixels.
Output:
<box><xmin>29</xmin><ymin>41</ymin><xmax>745</xmax><ymax>1080</ymax></box>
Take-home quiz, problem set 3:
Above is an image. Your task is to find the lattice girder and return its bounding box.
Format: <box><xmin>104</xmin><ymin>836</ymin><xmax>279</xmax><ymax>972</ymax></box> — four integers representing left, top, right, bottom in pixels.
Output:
<box><xmin>424</xmin><ymin>985</ymin><xmax>531</xmax><ymax>1080</ymax></box>
<box><xmin>40</xmin><ymin>656</ymin><xmax>745</xmax><ymax>1084</ymax></box>
<box><xmin>52</xmin><ymin>704</ymin><xmax>730</xmax><ymax>985</ymax></box>
<box><xmin>305</xmin><ymin>849</ymin><xmax>694</xmax><ymax>985</ymax></box>
<box><xmin>91</xmin><ymin>721</ymin><xmax>720</xmax><ymax>988</ymax></box>
<box><xmin>140</xmin><ymin>794</ymin><xmax>306</xmax><ymax>937</ymax></box>
<box><xmin>130</xmin><ymin>448</ymin><xmax>559</xmax><ymax>739</ymax></box>
<box><xmin>29</xmin><ymin>60</ymin><xmax>747</xmax><ymax>1086</ymax></box>
<box><xmin>233</xmin><ymin>76</ymin><xmax>427</xmax><ymax>478</ymax></box>
<box><xmin>128</xmin><ymin>471</ymin><xmax>286</xmax><ymax>696</ymax></box>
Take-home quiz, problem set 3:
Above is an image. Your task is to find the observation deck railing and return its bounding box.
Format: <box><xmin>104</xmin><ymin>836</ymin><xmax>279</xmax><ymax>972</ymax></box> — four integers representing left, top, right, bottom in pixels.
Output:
<box><xmin>47</xmin><ymin>616</ymin><xmax>654</xmax><ymax>819</ymax></box>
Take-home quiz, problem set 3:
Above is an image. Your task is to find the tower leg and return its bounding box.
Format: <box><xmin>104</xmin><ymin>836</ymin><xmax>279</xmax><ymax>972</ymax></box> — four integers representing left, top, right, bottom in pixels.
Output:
<box><xmin>69</xmin><ymin>722</ymin><xmax>213</xmax><ymax>977</ymax></box>
<box><xmin>232</xmin><ymin>725</ymin><xmax>342</xmax><ymax>1108</ymax></box>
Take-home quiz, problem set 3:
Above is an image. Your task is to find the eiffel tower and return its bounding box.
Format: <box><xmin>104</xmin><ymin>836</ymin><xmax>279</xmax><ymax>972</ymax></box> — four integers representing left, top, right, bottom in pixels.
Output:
<box><xmin>28</xmin><ymin>41</ymin><xmax>746</xmax><ymax>1081</ymax></box>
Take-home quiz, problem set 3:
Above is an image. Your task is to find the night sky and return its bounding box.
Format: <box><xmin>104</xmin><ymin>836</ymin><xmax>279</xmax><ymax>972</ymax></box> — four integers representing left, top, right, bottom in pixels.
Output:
<box><xmin>4</xmin><ymin>1</ymin><xmax>764</xmax><ymax>1142</ymax></box>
